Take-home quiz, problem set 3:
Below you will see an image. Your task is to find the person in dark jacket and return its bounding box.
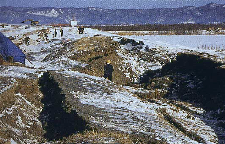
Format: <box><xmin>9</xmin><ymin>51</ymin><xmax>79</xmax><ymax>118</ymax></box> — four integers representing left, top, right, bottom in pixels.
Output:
<box><xmin>60</xmin><ymin>27</ymin><xmax>63</xmax><ymax>37</ymax></box>
<box><xmin>24</xmin><ymin>36</ymin><xmax>30</xmax><ymax>45</ymax></box>
<box><xmin>104</xmin><ymin>60</ymin><xmax>114</xmax><ymax>81</ymax></box>
<box><xmin>54</xmin><ymin>28</ymin><xmax>57</xmax><ymax>37</ymax></box>
<box><xmin>78</xmin><ymin>26</ymin><xmax>84</xmax><ymax>34</ymax></box>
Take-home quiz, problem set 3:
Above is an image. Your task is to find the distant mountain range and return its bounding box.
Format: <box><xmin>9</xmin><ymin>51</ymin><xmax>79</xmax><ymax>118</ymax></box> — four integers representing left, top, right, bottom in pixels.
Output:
<box><xmin>1</xmin><ymin>3</ymin><xmax>225</xmax><ymax>25</ymax></box>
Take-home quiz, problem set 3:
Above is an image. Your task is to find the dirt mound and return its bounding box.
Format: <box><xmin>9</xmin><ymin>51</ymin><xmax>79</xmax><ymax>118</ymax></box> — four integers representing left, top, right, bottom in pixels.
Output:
<box><xmin>0</xmin><ymin>74</ymin><xmax>138</xmax><ymax>143</ymax></box>
<box><xmin>69</xmin><ymin>36</ymin><xmax>134</xmax><ymax>85</ymax></box>
<box><xmin>0</xmin><ymin>78</ymin><xmax>44</xmax><ymax>143</ymax></box>
<box><xmin>140</xmin><ymin>53</ymin><xmax>225</xmax><ymax>142</ymax></box>
<box><xmin>46</xmin><ymin>70</ymin><xmax>217</xmax><ymax>143</ymax></box>
<box><xmin>119</xmin><ymin>37</ymin><xmax>144</xmax><ymax>46</ymax></box>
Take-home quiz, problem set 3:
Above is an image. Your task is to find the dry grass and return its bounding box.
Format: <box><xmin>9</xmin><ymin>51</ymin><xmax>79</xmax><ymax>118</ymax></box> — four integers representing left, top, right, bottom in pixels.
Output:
<box><xmin>69</xmin><ymin>36</ymin><xmax>133</xmax><ymax>85</ymax></box>
<box><xmin>0</xmin><ymin>78</ymin><xmax>43</xmax><ymax>111</ymax></box>
<box><xmin>70</xmin><ymin>36</ymin><xmax>118</xmax><ymax>51</ymax></box>
<box><xmin>0</xmin><ymin>79</ymin><xmax>17</xmax><ymax>112</ymax></box>
<box><xmin>1</xmin><ymin>61</ymin><xmax>25</xmax><ymax>67</ymax></box>
<box><xmin>63</xmin><ymin>129</ymin><xmax>133</xmax><ymax>144</ymax></box>
<box><xmin>14</xmin><ymin>78</ymin><xmax>43</xmax><ymax>108</ymax></box>
<box><xmin>0</xmin><ymin>78</ymin><xmax>44</xmax><ymax>143</ymax></box>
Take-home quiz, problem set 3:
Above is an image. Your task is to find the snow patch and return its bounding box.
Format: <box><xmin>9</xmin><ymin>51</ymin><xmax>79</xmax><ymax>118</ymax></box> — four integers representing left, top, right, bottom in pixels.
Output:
<box><xmin>15</xmin><ymin>93</ymin><xmax>33</xmax><ymax>107</ymax></box>
<box><xmin>0</xmin><ymin>66</ymin><xmax>37</xmax><ymax>78</ymax></box>
<box><xmin>123</xmin><ymin>35</ymin><xmax>225</xmax><ymax>60</ymax></box>
<box><xmin>11</xmin><ymin>138</ymin><xmax>17</xmax><ymax>144</ymax></box>
<box><xmin>27</xmin><ymin>9</ymin><xmax>59</xmax><ymax>17</ymax></box>
<box><xmin>75</xmin><ymin>78</ymin><xmax>217</xmax><ymax>143</ymax></box>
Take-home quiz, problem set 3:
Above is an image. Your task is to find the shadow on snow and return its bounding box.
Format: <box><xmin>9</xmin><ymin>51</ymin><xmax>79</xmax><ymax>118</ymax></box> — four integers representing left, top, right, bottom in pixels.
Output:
<box><xmin>140</xmin><ymin>53</ymin><xmax>225</xmax><ymax>140</ymax></box>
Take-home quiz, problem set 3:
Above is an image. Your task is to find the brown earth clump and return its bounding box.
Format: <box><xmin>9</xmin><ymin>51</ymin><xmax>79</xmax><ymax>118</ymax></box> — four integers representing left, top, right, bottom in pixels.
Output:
<box><xmin>69</xmin><ymin>36</ymin><xmax>133</xmax><ymax>85</ymax></box>
<box><xmin>1</xmin><ymin>61</ymin><xmax>25</xmax><ymax>66</ymax></box>
<box><xmin>0</xmin><ymin>78</ymin><xmax>44</xmax><ymax>143</ymax></box>
<box><xmin>63</xmin><ymin>130</ymin><xmax>133</xmax><ymax>143</ymax></box>
<box><xmin>0</xmin><ymin>78</ymin><xmax>16</xmax><ymax>112</ymax></box>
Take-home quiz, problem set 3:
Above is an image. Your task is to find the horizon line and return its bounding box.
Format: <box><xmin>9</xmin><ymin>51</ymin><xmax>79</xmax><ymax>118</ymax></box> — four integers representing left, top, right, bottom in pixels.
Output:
<box><xmin>0</xmin><ymin>2</ymin><xmax>224</xmax><ymax>10</ymax></box>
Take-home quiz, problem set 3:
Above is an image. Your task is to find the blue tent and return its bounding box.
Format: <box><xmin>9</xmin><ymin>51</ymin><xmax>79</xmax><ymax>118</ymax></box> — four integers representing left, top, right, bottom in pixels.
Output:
<box><xmin>0</xmin><ymin>32</ymin><xmax>25</xmax><ymax>64</ymax></box>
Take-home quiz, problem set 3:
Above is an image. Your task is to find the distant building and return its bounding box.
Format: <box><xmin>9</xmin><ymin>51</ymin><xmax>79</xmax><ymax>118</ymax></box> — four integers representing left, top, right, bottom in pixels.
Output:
<box><xmin>21</xmin><ymin>19</ymin><xmax>39</xmax><ymax>26</ymax></box>
<box><xmin>71</xmin><ymin>20</ymin><xmax>78</xmax><ymax>27</ymax></box>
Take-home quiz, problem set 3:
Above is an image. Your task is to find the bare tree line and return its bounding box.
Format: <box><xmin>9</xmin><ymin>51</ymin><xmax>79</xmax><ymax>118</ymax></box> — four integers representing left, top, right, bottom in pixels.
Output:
<box><xmin>88</xmin><ymin>24</ymin><xmax>225</xmax><ymax>35</ymax></box>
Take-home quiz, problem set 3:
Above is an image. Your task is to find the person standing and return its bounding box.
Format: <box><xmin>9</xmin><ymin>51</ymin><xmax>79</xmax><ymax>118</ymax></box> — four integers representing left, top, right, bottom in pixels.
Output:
<box><xmin>44</xmin><ymin>32</ymin><xmax>48</xmax><ymax>42</ymax></box>
<box><xmin>78</xmin><ymin>26</ymin><xmax>84</xmax><ymax>34</ymax></box>
<box><xmin>104</xmin><ymin>60</ymin><xmax>114</xmax><ymax>81</ymax></box>
<box><xmin>54</xmin><ymin>28</ymin><xmax>57</xmax><ymax>37</ymax></box>
<box><xmin>24</xmin><ymin>36</ymin><xmax>30</xmax><ymax>45</ymax></box>
<box><xmin>60</xmin><ymin>27</ymin><xmax>63</xmax><ymax>37</ymax></box>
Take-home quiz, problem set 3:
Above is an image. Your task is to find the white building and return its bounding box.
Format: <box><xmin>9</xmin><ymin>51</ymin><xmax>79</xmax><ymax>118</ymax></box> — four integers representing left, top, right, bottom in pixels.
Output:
<box><xmin>71</xmin><ymin>21</ymin><xmax>78</xmax><ymax>27</ymax></box>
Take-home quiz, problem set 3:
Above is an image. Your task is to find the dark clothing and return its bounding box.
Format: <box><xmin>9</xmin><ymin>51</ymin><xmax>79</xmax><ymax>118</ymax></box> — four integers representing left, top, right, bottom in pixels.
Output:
<box><xmin>54</xmin><ymin>29</ymin><xmax>57</xmax><ymax>37</ymax></box>
<box><xmin>60</xmin><ymin>29</ymin><xmax>63</xmax><ymax>37</ymax></box>
<box><xmin>78</xmin><ymin>27</ymin><xmax>84</xmax><ymax>34</ymax></box>
<box><xmin>24</xmin><ymin>37</ymin><xmax>30</xmax><ymax>45</ymax></box>
<box><xmin>44</xmin><ymin>33</ymin><xmax>48</xmax><ymax>41</ymax></box>
<box><xmin>104</xmin><ymin>63</ymin><xmax>114</xmax><ymax>81</ymax></box>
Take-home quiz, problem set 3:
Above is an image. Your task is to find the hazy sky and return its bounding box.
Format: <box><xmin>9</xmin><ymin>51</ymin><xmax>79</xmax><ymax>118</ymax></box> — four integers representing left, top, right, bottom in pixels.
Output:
<box><xmin>0</xmin><ymin>0</ymin><xmax>225</xmax><ymax>9</ymax></box>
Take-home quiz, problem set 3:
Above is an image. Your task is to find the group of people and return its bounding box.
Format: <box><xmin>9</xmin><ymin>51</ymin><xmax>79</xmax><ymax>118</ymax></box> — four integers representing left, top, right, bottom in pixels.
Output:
<box><xmin>53</xmin><ymin>27</ymin><xmax>64</xmax><ymax>38</ymax></box>
<box><xmin>53</xmin><ymin>26</ymin><xmax>84</xmax><ymax>37</ymax></box>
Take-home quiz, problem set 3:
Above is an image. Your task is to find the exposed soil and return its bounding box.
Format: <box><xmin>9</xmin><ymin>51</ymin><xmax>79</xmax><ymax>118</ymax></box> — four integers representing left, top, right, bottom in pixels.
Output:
<box><xmin>140</xmin><ymin>53</ymin><xmax>225</xmax><ymax>142</ymax></box>
<box><xmin>0</xmin><ymin>26</ymin><xmax>223</xmax><ymax>143</ymax></box>
<box><xmin>68</xmin><ymin>36</ymin><xmax>135</xmax><ymax>85</ymax></box>
<box><xmin>0</xmin><ymin>78</ymin><xmax>44</xmax><ymax>143</ymax></box>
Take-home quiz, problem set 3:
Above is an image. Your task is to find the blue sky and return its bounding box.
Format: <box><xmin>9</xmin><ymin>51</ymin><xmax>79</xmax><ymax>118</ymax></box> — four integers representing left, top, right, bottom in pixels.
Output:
<box><xmin>0</xmin><ymin>0</ymin><xmax>225</xmax><ymax>9</ymax></box>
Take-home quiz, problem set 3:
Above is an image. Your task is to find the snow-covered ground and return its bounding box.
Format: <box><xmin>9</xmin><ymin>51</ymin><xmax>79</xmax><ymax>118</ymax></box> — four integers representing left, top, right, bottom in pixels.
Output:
<box><xmin>1</xmin><ymin>25</ymin><xmax>105</xmax><ymax>73</ymax></box>
<box><xmin>62</xmin><ymin>70</ymin><xmax>217</xmax><ymax>143</ymax></box>
<box><xmin>2</xmin><ymin>24</ymin><xmax>225</xmax><ymax>73</ymax></box>
<box><xmin>126</xmin><ymin>35</ymin><xmax>225</xmax><ymax>55</ymax></box>
<box><xmin>114</xmin><ymin>34</ymin><xmax>225</xmax><ymax>81</ymax></box>
<box><xmin>1</xmin><ymin>24</ymin><xmax>225</xmax><ymax>143</ymax></box>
